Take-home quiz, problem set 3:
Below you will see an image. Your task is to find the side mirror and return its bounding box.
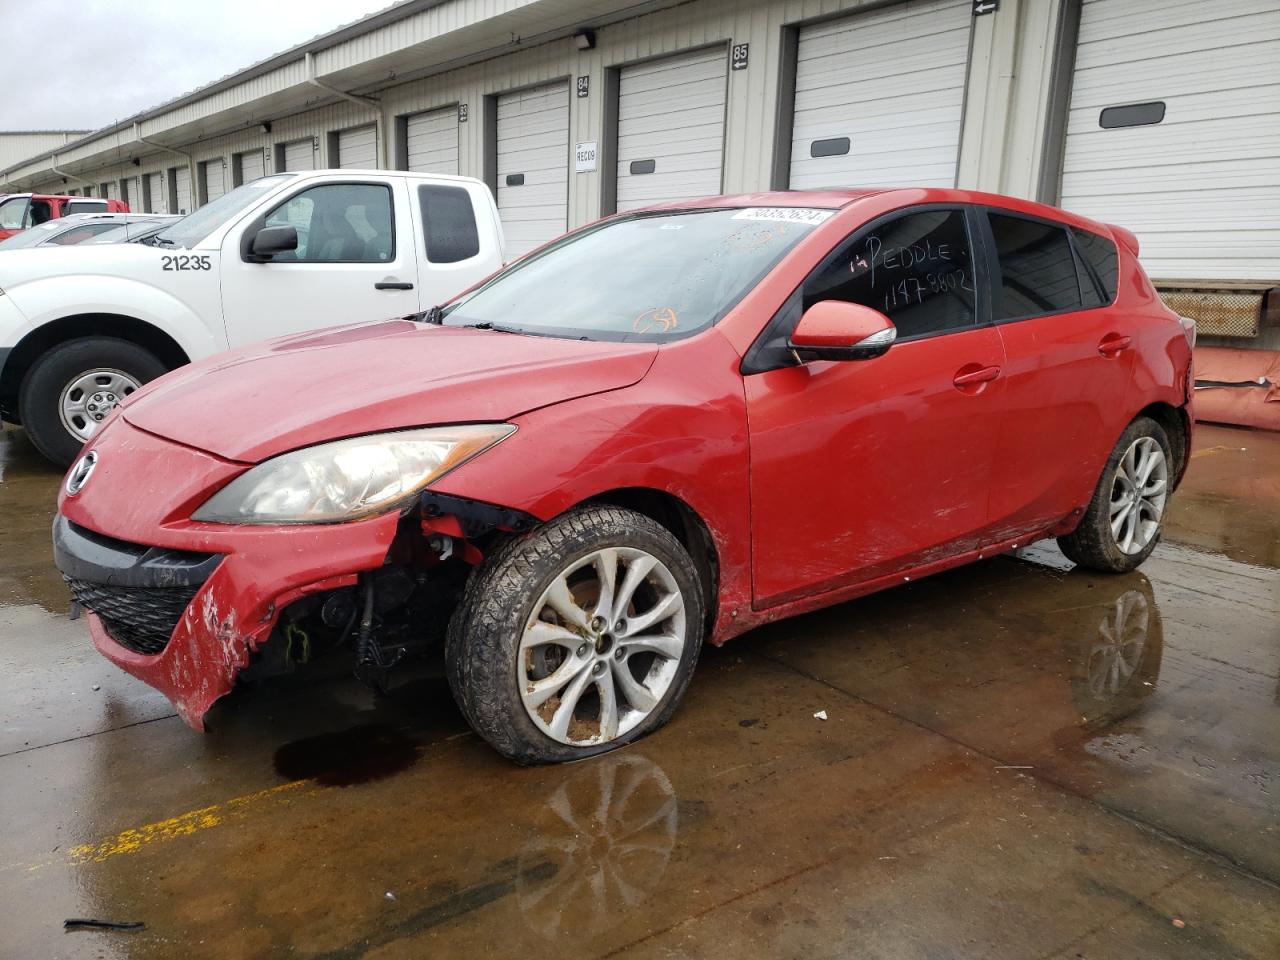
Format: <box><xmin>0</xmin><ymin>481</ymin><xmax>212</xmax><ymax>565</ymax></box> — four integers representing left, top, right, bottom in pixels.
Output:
<box><xmin>248</xmin><ymin>224</ymin><xmax>298</xmax><ymax>261</ymax></box>
<box><xmin>788</xmin><ymin>300</ymin><xmax>897</xmax><ymax>362</ymax></box>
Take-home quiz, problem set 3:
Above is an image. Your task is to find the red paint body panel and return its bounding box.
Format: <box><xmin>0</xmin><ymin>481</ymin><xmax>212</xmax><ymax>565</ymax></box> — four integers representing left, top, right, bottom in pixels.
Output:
<box><xmin>54</xmin><ymin>187</ymin><xmax>1193</xmax><ymax>728</ymax></box>
<box><xmin>123</xmin><ymin>320</ymin><xmax>658</xmax><ymax>462</ymax></box>
<box><xmin>744</xmin><ymin>325</ymin><xmax>1007</xmax><ymax>606</ymax></box>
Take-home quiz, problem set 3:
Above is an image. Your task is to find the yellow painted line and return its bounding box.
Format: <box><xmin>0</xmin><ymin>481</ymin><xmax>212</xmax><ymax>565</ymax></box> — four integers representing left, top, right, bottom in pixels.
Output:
<box><xmin>0</xmin><ymin>779</ymin><xmax>313</xmax><ymax>874</ymax></box>
<box><xmin>4</xmin><ymin>731</ymin><xmax>475</xmax><ymax>875</ymax></box>
<box><xmin>1190</xmin><ymin>444</ymin><xmax>1232</xmax><ymax>460</ymax></box>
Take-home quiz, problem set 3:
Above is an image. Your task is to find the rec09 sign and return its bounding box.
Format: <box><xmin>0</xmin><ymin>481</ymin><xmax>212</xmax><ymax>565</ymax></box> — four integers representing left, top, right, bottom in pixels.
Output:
<box><xmin>575</xmin><ymin>141</ymin><xmax>598</xmax><ymax>173</ymax></box>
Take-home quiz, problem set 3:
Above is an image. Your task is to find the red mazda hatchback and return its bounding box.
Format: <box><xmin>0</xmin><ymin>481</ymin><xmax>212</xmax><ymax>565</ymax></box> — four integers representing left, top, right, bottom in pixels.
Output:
<box><xmin>53</xmin><ymin>188</ymin><xmax>1193</xmax><ymax>763</ymax></box>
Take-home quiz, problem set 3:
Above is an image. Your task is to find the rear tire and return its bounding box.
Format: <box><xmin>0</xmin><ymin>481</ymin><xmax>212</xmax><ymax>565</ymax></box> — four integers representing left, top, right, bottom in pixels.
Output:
<box><xmin>446</xmin><ymin>505</ymin><xmax>705</xmax><ymax>764</ymax></box>
<box><xmin>18</xmin><ymin>338</ymin><xmax>166</xmax><ymax>467</ymax></box>
<box><xmin>1057</xmin><ymin>416</ymin><xmax>1172</xmax><ymax>573</ymax></box>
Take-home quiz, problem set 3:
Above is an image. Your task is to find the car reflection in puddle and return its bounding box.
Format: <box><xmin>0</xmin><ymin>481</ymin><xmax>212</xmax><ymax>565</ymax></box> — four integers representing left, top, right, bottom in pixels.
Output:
<box><xmin>1073</xmin><ymin>578</ymin><xmax>1162</xmax><ymax>730</ymax></box>
<box><xmin>517</xmin><ymin>753</ymin><xmax>678</xmax><ymax>940</ymax></box>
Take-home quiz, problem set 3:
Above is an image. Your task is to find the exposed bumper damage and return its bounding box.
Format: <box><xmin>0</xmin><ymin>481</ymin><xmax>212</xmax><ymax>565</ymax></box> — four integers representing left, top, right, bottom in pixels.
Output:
<box><xmin>53</xmin><ymin>417</ymin><xmax>534</xmax><ymax>730</ymax></box>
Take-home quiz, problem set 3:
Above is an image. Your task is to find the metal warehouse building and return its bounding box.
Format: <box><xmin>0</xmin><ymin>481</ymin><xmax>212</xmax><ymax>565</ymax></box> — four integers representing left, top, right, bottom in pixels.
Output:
<box><xmin>3</xmin><ymin>0</ymin><xmax>1277</xmax><ymax>340</ymax></box>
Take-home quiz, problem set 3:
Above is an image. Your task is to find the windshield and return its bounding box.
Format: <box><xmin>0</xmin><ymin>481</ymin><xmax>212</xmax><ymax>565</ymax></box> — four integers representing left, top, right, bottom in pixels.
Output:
<box><xmin>442</xmin><ymin>208</ymin><xmax>830</xmax><ymax>341</ymax></box>
<box><xmin>152</xmin><ymin>175</ymin><xmax>293</xmax><ymax>248</ymax></box>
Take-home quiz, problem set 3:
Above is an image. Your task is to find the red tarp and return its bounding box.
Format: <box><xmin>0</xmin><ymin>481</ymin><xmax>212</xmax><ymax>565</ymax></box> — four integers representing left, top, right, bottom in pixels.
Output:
<box><xmin>1194</xmin><ymin>346</ymin><xmax>1280</xmax><ymax>431</ymax></box>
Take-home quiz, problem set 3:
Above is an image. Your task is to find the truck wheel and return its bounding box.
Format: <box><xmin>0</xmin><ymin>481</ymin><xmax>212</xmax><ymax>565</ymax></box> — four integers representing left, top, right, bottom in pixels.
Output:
<box><xmin>1057</xmin><ymin>416</ymin><xmax>1173</xmax><ymax>573</ymax></box>
<box><xmin>19</xmin><ymin>337</ymin><xmax>167</xmax><ymax>467</ymax></box>
<box><xmin>446</xmin><ymin>505</ymin><xmax>705</xmax><ymax>764</ymax></box>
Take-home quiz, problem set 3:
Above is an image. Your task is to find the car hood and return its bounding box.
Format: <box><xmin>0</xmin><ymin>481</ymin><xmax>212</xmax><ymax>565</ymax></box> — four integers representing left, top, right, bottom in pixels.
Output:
<box><xmin>122</xmin><ymin>320</ymin><xmax>658</xmax><ymax>463</ymax></box>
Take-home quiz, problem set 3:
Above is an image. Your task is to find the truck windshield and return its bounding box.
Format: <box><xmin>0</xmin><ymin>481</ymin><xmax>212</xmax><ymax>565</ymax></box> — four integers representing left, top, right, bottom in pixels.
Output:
<box><xmin>151</xmin><ymin>175</ymin><xmax>293</xmax><ymax>249</ymax></box>
<box><xmin>442</xmin><ymin>207</ymin><xmax>830</xmax><ymax>342</ymax></box>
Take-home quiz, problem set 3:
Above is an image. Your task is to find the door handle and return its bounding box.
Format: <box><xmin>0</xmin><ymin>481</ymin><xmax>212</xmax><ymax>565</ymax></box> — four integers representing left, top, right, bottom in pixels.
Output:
<box><xmin>953</xmin><ymin>364</ymin><xmax>1002</xmax><ymax>390</ymax></box>
<box><xmin>374</xmin><ymin>281</ymin><xmax>414</xmax><ymax>291</ymax></box>
<box><xmin>1098</xmin><ymin>333</ymin><xmax>1132</xmax><ymax>357</ymax></box>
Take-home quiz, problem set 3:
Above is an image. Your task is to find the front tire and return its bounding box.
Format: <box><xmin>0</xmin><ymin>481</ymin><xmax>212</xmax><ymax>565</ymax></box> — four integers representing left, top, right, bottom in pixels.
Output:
<box><xmin>1058</xmin><ymin>416</ymin><xmax>1172</xmax><ymax>573</ymax></box>
<box><xmin>18</xmin><ymin>337</ymin><xmax>166</xmax><ymax>467</ymax></box>
<box><xmin>446</xmin><ymin>505</ymin><xmax>705</xmax><ymax>764</ymax></box>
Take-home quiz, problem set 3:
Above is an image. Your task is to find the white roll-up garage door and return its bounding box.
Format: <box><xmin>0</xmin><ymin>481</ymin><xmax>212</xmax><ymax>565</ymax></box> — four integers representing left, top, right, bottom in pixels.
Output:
<box><xmin>282</xmin><ymin>138</ymin><xmax>315</xmax><ymax>172</ymax></box>
<box><xmin>497</xmin><ymin>81</ymin><xmax>569</xmax><ymax>259</ymax></box>
<box><xmin>406</xmin><ymin>107</ymin><xmax>459</xmax><ymax>175</ymax></box>
<box><xmin>237</xmin><ymin>149</ymin><xmax>266</xmax><ymax>184</ymax></box>
<box><xmin>201</xmin><ymin>160</ymin><xmax>226</xmax><ymax>204</ymax></box>
<box><xmin>1060</xmin><ymin>0</ymin><xmax>1279</xmax><ymax>282</ymax></box>
<box><xmin>789</xmin><ymin>0</ymin><xmax>971</xmax><ymax>190</ymax></box>
<box><xmin>615</xmin><ymin>47</ymin><xmax>727</xmax><ymax>212</ymax></box>
<box><xmin>174</xmin><ymin>166</ymin><xmax>192</xmax><ymax>214</ymax></box>
<box><xmin>336</xmin><ymin>124</ymin><xmax>377</xmax><ymax>169</ymax></box>
<box><xmin>145</xmin><ymin>173</ymin><xmax>164</xmax><ymax>214</ymax></box>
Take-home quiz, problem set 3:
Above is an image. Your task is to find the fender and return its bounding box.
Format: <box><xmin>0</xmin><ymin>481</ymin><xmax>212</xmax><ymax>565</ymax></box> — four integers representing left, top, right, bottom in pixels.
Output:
<box><xmin>428</xmin><ymin>332</ymin><xmax>755</xmax><ymax>642</ymax></box>
<box><xmin>2</xmin><ymin>268</ymin><xmax>223</xmax><ymax>366</ymax></box>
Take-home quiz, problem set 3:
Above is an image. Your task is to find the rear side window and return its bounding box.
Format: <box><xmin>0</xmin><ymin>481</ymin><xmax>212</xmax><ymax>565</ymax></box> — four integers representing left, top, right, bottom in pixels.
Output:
<box><xmin>988</xmin><ymin>213</ymin><xmax>1081</xmax><ymax>320</ymax></box>
<box><xmin>418</xmin><ymin>185</ymin><xmax>479</xmax><ymax>263</ymax></box>
<box><xmin>804</xmin><ymin>209</ymin><xmax>977</xmax><ymax>339</ymax></box>
<box><xmin>0</xmin><ymin>197</ymin><xmax>27</xmax><ymax>230</ymax></box>
<box><xmin>65</xmin><ymin>200</ymin><xmax>107</xmax><ymax>216</ymax></box>
<box><xmin>1071</xmin><ymin>228</ymin><xmax>1119</xmax><ymax>306</ymax></box>
<box><xmin>49</xmin><ymin>222</ymin><xmax>122</xmax><ymax>245</ymax></box>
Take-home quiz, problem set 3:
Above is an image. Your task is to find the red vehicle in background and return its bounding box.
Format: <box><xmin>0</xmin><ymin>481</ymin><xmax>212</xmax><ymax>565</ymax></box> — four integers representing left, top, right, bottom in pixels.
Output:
<box><xmin>0</xmin><ymin>193</ymin><xmax>129</xmax><ymax>241</ymax></box>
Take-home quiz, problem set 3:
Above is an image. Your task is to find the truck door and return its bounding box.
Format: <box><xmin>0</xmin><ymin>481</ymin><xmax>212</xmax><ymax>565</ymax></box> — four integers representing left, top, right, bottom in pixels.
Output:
<box><xmin>219</xmin><ymin>176</ymin><xmax>421</xmax><ymax>345</ymax></box>
<box><xmin>409</xmin><ymin>180</ymin><xmax>504</xmax><ymax>308</ymax></box>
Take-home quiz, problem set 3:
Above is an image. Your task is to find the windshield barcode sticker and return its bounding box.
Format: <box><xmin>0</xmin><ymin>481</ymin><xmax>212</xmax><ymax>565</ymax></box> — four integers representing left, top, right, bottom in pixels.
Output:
<box><xmin>732</xmin><ymin>207</ymin><xmax>834</xmax><ymax>225</ymax></box>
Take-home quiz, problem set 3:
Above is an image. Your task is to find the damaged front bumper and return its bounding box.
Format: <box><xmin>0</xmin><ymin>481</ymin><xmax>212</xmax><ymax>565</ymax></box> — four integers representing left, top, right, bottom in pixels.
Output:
<box><xmin>53</xmin><ymin>419</ymin><xmax>403</xmax><ymax>729</ymax></box>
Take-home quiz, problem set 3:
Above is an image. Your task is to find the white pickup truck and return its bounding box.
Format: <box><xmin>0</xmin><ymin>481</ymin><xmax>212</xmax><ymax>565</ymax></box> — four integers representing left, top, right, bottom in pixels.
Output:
<box><xmin>0</xmin><ymin>170</ymin><xmax>505</xmax><ymax>465</ymax></box>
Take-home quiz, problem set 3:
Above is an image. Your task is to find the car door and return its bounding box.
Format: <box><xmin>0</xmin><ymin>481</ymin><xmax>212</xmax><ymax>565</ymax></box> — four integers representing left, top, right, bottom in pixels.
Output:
<box><xmin>979</xmin><ymin>210</ymin><xmax>1137</xmax><ymax>535</ymax></box>
<box><xmin>219</xmin><ymin>177</ymin><xmax>420</xmax><ymax>346</ymax></box>
<box><xmin>745</xmin><ymin>206</ymin><xmax>1007</xmax><ymax>608</ymax></box>
<box><xmin>0</xmin><ymin>196</ymin><xmax>29</xmax><ymax>240</ymax></box>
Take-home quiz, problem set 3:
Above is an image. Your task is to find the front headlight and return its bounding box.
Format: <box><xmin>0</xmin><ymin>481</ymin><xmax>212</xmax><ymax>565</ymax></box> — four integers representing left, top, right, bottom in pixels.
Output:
<box><xmin>192</xmin><ymin>424</ymin><xmax>515</xmax><ymax>525</ymax></box>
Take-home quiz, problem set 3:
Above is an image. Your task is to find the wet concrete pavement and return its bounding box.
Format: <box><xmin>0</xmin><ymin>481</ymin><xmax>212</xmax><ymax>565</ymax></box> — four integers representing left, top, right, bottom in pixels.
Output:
<box><xmin>1</xmin><ymin>422</ymin><xmax>1277</xmax><ymax>959</ymax></box>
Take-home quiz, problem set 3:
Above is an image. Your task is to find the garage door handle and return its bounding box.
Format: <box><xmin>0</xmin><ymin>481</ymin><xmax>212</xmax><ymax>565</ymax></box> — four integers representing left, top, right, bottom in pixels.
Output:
<box><xmin>1098</xmin><ymin>333</ymin><xmax>1132</xmax><ymax>356</ymax></box>
<box><xmin>953</xmin><ymin>364</ymin><xmax>1001</xmax><ymax>388</ymax></box>
<box><xmin>374</xmin><ymin>281</ymin><xmax>414</xmax><ymax>291</ymax></box>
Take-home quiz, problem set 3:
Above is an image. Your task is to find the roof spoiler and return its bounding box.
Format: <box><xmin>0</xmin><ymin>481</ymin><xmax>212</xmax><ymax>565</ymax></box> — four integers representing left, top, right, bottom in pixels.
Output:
<box><xmin>1108</xmin><ymin>223</ymin><xmax>1140</xmax><ymax>257</ymax></box>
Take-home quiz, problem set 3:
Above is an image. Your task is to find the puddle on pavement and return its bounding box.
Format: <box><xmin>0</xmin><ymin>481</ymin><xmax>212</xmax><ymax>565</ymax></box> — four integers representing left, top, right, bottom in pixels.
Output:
<box><xmin>273</xmin><ymin>723</ymin><xmax>420</xmax><ymax>786</ymax></box>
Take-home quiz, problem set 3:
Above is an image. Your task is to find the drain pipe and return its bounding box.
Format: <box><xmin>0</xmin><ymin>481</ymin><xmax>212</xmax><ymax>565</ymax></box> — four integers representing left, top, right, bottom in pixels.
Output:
<box><xmin>134</xmin><ymin>122</ymin><xmax>197</xmax><ymax>212</ymax></box>
<box><xmin>305</xmin><ymin>51</ymin><xmax>387</xmax><ymax>168</ymax></box>
<box><xmin>50</xmin><ymin>153</ymin><xmax>96</xmax><ymax>191</ymax></box>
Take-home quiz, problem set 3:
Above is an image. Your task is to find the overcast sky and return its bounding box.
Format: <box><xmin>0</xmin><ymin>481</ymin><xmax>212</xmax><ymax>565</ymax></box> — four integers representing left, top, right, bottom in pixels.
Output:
<box><xmin>0</xmin><ymin>0</ymin><xmax>394</xmax><ymax>130</ymax></box>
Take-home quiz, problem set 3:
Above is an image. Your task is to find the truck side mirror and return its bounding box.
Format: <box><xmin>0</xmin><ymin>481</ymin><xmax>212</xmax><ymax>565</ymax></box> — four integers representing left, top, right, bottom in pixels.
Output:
<box><xmin>248</xmin><ymin>224</ymin><xmax>298</xmax><ymax>262</ymax></box>
<box><xmin>788</xmin><ymin>300</ymin><xmax>896</xmax><ymax>362</ymax></box>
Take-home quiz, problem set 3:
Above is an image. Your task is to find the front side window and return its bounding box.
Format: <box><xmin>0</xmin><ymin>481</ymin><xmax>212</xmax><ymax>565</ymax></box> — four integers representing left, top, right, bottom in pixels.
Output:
<box><xmin>803</xmin><ymin>209</ymin><xmax>977</xmax><ymax>339</ymax></box>
<box><xmin>0</xmin><ymin>197</ymin><xmax>28</xmax><ymax>231</ymax></box>
<box><xmin>419</xmin><ymin>185</ymin><xmax>479</xmax><ymax>263</ymax></box>
<box><xmin>443</xmin><ymin>208</ymin><xmax>825</xmax><ymax>342</ymax></box>
<box><xmin>263</xmin><ymin>183</ymin><xmax>394</xmax><ymax>263</ymax></box>
<box><xmin>989</xmin><ymin>213</ymin><xmax>1082</xmax><ymax>320</ymax></box>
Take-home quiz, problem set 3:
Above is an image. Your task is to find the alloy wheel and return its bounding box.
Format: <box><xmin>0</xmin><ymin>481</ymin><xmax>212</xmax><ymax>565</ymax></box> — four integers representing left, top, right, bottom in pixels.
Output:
<box><xmin>1109</xmin><ymin>437</ymin><xmax>1168</xmax><ymax>554</ymax></box>
<box><xmin>519</xmin><ymin>547</ymin><xmax>687</xmax><ymax>747</ymax></box>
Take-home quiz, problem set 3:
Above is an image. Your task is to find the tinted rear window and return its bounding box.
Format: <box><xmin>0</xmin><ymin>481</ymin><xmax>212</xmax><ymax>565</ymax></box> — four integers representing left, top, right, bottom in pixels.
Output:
<box><xmin>988</xmin><ymin>213</ymin><xmax>1082</xmax><ymax>320</ymax></box>
<box><xmin>418</xmin><ymin>184</ymin><xmax>479</xmax><ymax>263</ymax></box>
<box><xmin>1071</xmin><ymin>227</ymin><xmax>1119</xmax><ymax>306</ymax></box>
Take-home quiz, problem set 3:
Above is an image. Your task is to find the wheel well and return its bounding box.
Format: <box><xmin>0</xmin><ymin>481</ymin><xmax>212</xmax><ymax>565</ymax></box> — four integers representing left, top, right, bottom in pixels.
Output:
<box><xmin>585</xmin><ymin>487</ymin><xmax>720</xmax><ymax>634</ymax></box>
<box><xmin>1138</xmin><ymin>401</ymin><xmax>1190</xmax><ymax>485</ymax></box>
<box><xmin>0</xmin><ymin>314</ymin><xmax>189</xmax><ymax>422</ymax></box>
